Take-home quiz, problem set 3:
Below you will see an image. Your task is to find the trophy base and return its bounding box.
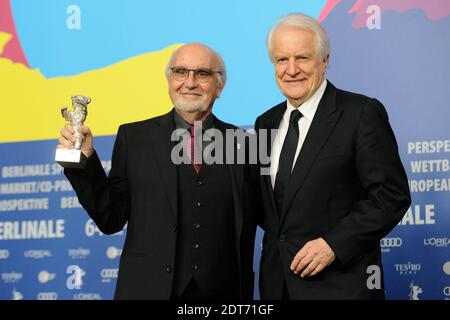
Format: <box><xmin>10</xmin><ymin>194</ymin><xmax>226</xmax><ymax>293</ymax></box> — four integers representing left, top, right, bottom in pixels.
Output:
<box><xmin>55</xmin><ymin>149</ymin><xmax>87</xmax><ymax>169</ymax></box>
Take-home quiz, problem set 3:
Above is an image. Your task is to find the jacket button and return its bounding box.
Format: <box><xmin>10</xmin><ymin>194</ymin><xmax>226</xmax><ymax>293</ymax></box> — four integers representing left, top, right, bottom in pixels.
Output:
<box><xmin>192</xmin><ymin>244</ymin><xmax>199</xmax><ymax>249</ymax></box>
<box><xmin>172</xmin><ymin>224</ymin><xmax>177</xmax><ymax>232</ymax></box>
<box><xmin>279</xmin><ymin>234</ymin><xmax>286</xmax><ymax>242</ymax></box>
<box><xmin>194</xmin><ymin>223</ymin><xmax>201</xmax><ymax>230</ymax></box>
<box><xmin>165</xmin><ymin>265</ymin><xmax>172</xmax><ymax>273</ymax></box>
<box><xmin>192</xmin><ymin>264</ymin><xmax>199</xmax><ymax>270</ymax></box>
<box><xmin>194</xmin><ymin>201</ymin><xmax>201</xmax><ymax>208</ymax></box>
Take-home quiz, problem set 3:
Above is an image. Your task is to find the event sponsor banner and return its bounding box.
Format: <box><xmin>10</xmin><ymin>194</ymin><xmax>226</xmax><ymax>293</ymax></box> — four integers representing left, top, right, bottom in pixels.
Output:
<box><xmin>1</xmin><ymin>0</ymin><xmax>449</xmax><ymax>300</ymax></box>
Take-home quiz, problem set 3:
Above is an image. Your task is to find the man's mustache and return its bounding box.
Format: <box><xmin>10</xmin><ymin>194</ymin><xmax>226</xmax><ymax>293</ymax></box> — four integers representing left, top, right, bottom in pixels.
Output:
<box><xmin>179</xmin><ymin>91</ymin><xmax>203</xmax><ymax>96</ymax></box>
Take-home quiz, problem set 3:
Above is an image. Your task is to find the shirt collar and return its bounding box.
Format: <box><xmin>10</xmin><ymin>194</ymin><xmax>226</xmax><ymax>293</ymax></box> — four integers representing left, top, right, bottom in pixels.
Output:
<box><xmin>285</xmin><ymin>79</ymin><xmax>327</xmax><ymax>121</ymax></box>
<box><xmin>173</xmin><ymin>110</ymin><xmax>214</xmax><ymax>131</ymax></box>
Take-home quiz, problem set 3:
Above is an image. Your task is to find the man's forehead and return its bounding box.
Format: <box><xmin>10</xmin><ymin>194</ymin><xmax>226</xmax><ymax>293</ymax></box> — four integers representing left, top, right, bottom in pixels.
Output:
<box><xmin>272</xmin><ymin>45</ymin><xmax>316</xmax><ymax>57</ymax></box>
<box><xmin>172</xmin><ymin>47</ymin><xmax>216</xmax><ymax>67</ymax></box>
<box><xmin>272</xmin><ymin>29</ymin><xmax>317</xmax><ymax>56</ymax></box>
<box><xmin>172</xmin><ymin>58</ymin><xmax>214</xmax><ymax>69</ymax></box>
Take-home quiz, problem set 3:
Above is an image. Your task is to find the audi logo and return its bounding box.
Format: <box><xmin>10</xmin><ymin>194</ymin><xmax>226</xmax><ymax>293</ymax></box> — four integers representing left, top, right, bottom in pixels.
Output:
<box><xmin>37</xmin><ymin>292</ymin><xmax>58</xmax><ymax>300</ymax></box>
<box><xmin>444</xmin><ymin>287</ymin><xmax>450</xmax><ymax>296</ymax></box>
<box><xmin>380</xmin><ymin>237</ymin><xmax>403</xmax><ymax>248</ymax></box>
<box><xmin>100</xmin><ymin>268</ymin><xmax>118</xmax><ymax>278</ymax></box>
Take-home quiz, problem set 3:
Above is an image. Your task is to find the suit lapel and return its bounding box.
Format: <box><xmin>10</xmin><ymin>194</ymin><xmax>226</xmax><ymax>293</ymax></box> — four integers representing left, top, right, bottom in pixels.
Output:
<box><xmin>280</xmin><ymin>83</ymin><xmax>341</xmax><ymax>223</ymax></box>
<box><xmin>259</xmin><ymin>103</ymin><xmax>286</xmax><ymax>223</ymax></box>
<box><xmin>214</xmin><ymin>116</ymin><xmax>244</xmax><ymax>271</ymax></box>
<box><xmin>214</xmin><ymin>117</ymin><xmax>244</xmax><ymax>202</ymax></box>
<box><xmin>149</xmin><ymin>109</ymin><xmax>178</xmax><ymax>219</ymax></box>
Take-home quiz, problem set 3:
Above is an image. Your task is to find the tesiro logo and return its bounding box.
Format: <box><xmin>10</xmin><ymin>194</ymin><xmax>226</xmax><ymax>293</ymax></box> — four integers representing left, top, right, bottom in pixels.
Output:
<box><xmin>424</xmin><ymin>237</ymin><xmax>450</xmax><ymax>247</ymax></box>
<box><xmin>66</xmin><ymin>265</ymin><xmax>85</xmax><ymax>290</ymax></box>
<box><xmin>37</xmin><ymin>292</ymin><xmax>58</xmax><ymax>300</ymax></box>
<box><xmin>68</xmin><ymin>247</ymin><xmax>90</xmax><ymax>259</ymax></box>
<box><xmin>394</xmin><ymin>262</ymin><xmax>421</xmax><ymax>275</ymax></box>
<box><xmin>380</xmin><ymin>237</ymin><xmax>403</xmax><ymax>252</ymax></box>
<box><xmin>38</xmin><ymin>270</ymin><xmax>56</xmax><ymax>284</ymax></box>
<box><xmin>1</xmin><ymin>271</ymin><xmax>23</xmax><ymax>283</ymax></box>
<box><xmin>0</xmin><ymin>249</ymin><xmax>10</xmax><ymax>259</ymax></box>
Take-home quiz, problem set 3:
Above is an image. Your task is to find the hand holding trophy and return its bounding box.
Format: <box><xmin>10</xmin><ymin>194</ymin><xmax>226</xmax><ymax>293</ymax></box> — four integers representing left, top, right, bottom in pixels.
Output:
<box><xmin>55</xmin><ymin>95</ymin><xmax>92</xmax><ymax>169</ymax></box>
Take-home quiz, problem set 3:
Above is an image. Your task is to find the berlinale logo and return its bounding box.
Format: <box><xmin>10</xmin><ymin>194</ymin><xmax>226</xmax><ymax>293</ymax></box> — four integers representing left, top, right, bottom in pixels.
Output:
<box><xmin>409</xmin><ymin>281</ymin><xmax>423</xmax><ymax>300</ymax></box>
<box><xmin>12</xmin><ymin>289</ymin><xmax>23</xmax><ymax>300</ymax></box>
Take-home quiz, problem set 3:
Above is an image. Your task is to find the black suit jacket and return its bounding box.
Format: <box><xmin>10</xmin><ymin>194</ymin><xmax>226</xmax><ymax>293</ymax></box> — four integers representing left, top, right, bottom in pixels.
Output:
<box><xmin>65</xmin><ymin>109</ymin><xmax>257</xmax><ymax>299</ymax></box>
<box><xmin>255</xmin><ymin>82</ymin><xmax>411</xmax><ymax>299</ymax></box>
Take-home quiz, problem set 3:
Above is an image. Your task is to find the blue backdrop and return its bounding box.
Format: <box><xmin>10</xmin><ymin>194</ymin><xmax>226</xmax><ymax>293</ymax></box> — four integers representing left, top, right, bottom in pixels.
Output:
<box><xmin>1</xmin><ymin>0</ymin><xmax>449</xmax><ymax>300</ymax></box>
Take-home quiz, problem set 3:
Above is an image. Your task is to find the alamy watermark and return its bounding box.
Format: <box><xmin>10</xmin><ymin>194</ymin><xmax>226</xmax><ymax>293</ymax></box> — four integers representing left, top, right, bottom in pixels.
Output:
<box><xmin>170</xmin><ymin>121</ymin><xmax>278</xmax><ymax>175</ymax></box>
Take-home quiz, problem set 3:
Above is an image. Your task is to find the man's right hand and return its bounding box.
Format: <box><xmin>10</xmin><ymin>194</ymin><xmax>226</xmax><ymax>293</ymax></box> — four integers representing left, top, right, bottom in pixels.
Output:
<box><xmin>57</xmin><ymin>124</ymin><xmax>94</xmax><ymax>158</ymax></box>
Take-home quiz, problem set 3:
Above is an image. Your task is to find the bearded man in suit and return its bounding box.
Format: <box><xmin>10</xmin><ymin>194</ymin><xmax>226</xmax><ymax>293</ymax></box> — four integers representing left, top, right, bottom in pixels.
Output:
<box><xmin>58</xmin><ymin>43</ymin><xmax>257</xmax><ymax>300</ymax></box>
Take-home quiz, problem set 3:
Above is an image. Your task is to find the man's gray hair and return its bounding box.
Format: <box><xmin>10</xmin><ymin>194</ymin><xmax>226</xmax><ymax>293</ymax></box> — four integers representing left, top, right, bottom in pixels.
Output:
<box><xmin>165</xmin><ymin>45</ymin><xmax>227</xmax><ymax>87</ymax></box>
<box><xmin>267</xmin><ymin>13</ymin><xmax>330</xmax><ymax>61</ymax></box>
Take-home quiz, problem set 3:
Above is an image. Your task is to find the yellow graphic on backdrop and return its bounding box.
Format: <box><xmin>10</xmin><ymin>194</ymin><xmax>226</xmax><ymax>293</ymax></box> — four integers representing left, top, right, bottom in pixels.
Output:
<box><xmin>0</xmin><ymin>31</ymin><xmax>180</xmax><ymax>143</ymax></box>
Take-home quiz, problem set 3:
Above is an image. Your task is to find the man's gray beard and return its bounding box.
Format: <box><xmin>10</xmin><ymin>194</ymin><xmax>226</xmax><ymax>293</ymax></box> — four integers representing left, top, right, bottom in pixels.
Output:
<box><xmin>173</xmin><ymin>100</ymin><xmax>208</xmax><ymax>113</ymax></box>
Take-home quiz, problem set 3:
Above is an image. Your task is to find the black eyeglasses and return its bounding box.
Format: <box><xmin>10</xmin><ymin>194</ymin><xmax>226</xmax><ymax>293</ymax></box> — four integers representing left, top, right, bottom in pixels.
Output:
<box><xmin>170</xmin><ymin>67</ymin><xmax>222</xmax><ymax>83</ymax></box>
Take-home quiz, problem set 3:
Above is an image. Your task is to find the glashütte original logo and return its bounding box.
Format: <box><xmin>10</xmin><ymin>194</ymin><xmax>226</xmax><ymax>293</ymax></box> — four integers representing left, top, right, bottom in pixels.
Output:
<box><xmin>106</xmin><ymin>246</ymin><xmax>122</xmax><ymax>259</ymax></box>
<box><xmin>38</xmin><ymin>270</ymin><xmax>56</xmax><ymax>284</ymax></box>
<box><xmin>0</xmin><ymin>249</ymin><xmax>10</xmax><ymax>259</ymax></box>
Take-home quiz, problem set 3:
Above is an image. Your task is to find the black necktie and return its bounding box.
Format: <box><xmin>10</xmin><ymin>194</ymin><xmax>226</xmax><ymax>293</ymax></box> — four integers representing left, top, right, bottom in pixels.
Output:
<box><xmin>274</xmin><ymin>109</ymin><xmax>302</xmax><ymax>216</ymax></box>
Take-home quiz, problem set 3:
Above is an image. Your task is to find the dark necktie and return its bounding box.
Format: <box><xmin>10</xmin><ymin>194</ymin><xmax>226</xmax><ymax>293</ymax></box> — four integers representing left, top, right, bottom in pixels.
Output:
<box><xmin>274</xmin><ymin>109</ymin><xmax>302</xmax><ymax>215</ymax></box>
<box><xmin>189</xmin><ymin>126</ymin><xmax>201</xmax><ymax>174</ymax></box>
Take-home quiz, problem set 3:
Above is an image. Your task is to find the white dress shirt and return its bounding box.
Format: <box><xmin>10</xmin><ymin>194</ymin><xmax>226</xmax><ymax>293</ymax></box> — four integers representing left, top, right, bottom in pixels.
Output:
<box><xmin>270</xmin><ymin>79</ymin><xmax>327</xmax><ymax>188</ymax></box>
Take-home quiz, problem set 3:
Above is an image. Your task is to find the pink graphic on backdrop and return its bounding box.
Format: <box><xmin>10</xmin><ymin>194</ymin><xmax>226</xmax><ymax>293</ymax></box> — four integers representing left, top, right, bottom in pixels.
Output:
<box><xmin>318</xmin><ymin>0</ymin><xmax>344</xmax><ymax>22</ymax></box>
<box><xmin>319</xmin><ymin>0</ymin><xmax>450</xmax><ymax>28</ymax></box>
<box><xmin>348</xmin><ymin>0</ymin><xmax>363</xmax><ymax>14</ymax></box>
<box><xmin>0</xmin><ymin>0</ymin><xmax>29</xmax><ymax>67</ymax></box>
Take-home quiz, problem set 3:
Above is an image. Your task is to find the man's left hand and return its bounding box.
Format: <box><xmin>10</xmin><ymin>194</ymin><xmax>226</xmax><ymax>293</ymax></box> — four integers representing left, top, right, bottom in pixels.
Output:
<box><xmin>290</xmin><ymin>237</ymin><xmax>336</xmax><ymax>278</ymax></box>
